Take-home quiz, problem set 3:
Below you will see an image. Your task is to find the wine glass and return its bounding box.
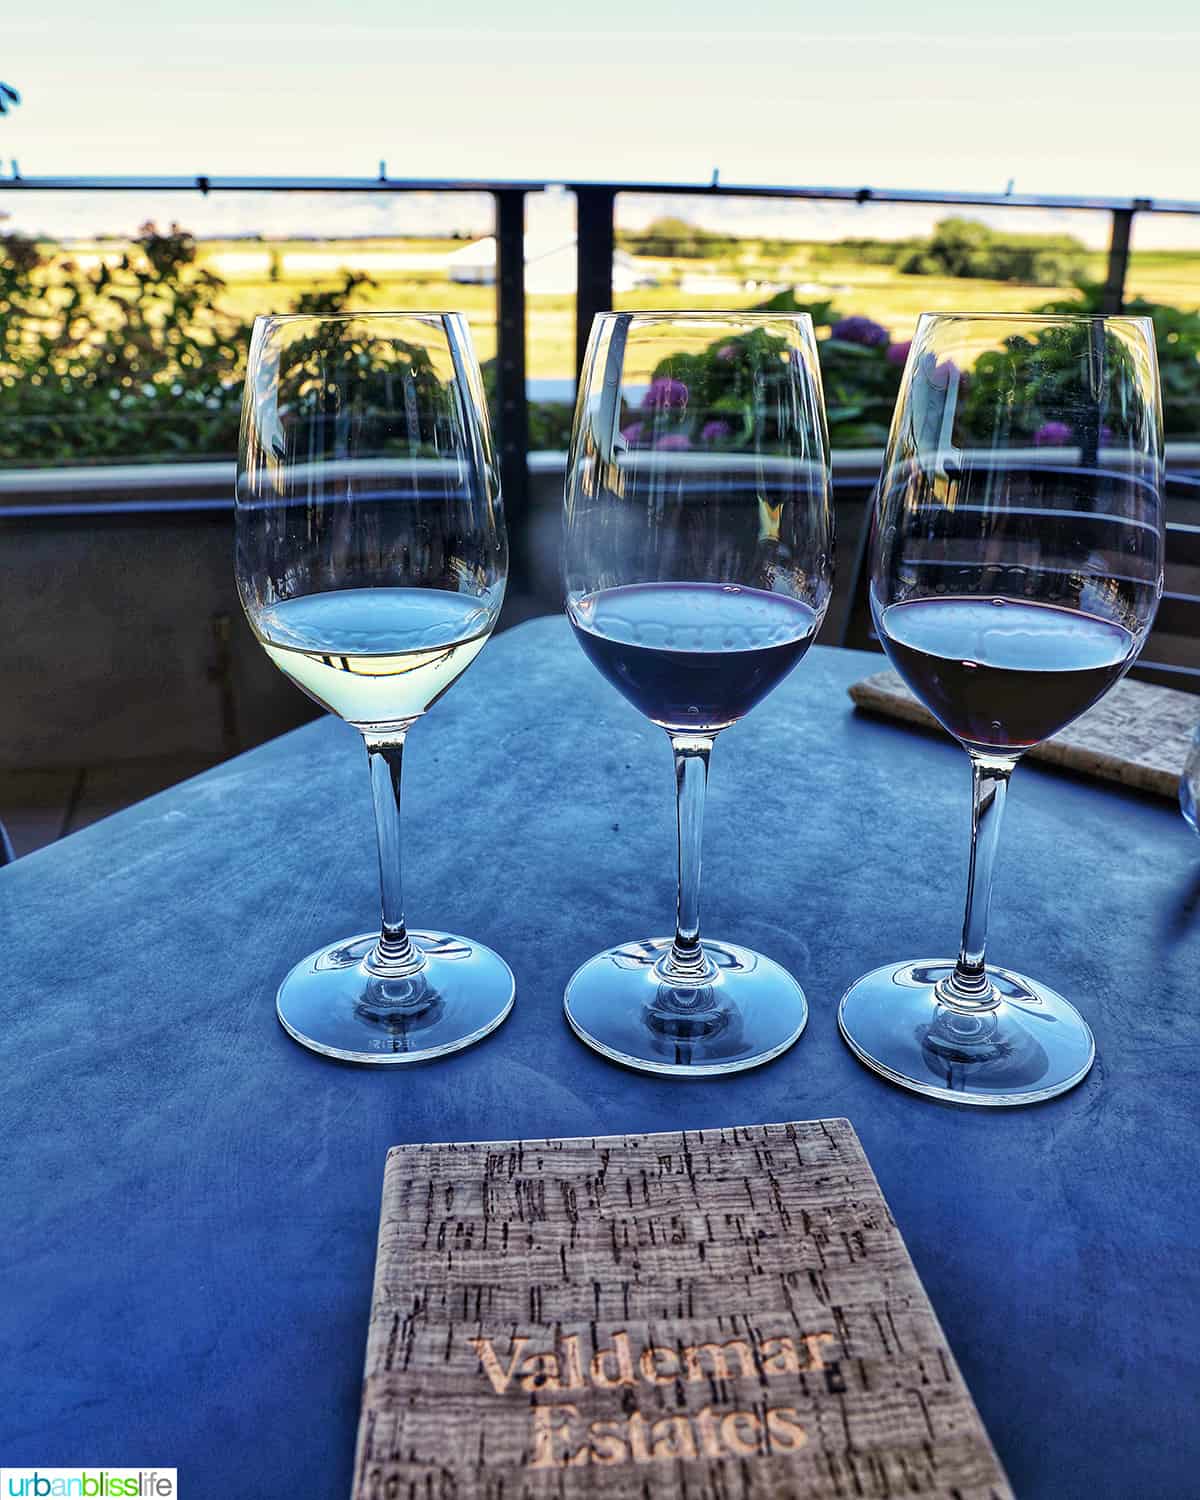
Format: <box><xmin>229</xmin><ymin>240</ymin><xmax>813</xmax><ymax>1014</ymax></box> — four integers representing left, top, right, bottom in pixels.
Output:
<box><xmin>839</xmin><ymin>312</ymin><xmax>1164</xmax><ymax>1105</ymax></box>
<box><xmin>236</xmin><ymin>313</ymin><xmax>513</xmax><ymax>1063</ymax></box>
<box><xmin>1180</xmin><ymin>721</ymin><xmax>1200</xmax><ymax>835</ymax></box>
<box><xmin>563</xmin><ymin>312</ymin><xmax>834</xmax><ymax>1075</ymax></box>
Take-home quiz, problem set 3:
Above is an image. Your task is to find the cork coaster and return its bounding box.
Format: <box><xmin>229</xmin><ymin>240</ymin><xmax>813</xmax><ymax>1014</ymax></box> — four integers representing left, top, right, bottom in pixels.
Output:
<box><xmin>850</xmin><ymin>669</ymin><xmax>1195</xmax><ymax>799</ymax></box>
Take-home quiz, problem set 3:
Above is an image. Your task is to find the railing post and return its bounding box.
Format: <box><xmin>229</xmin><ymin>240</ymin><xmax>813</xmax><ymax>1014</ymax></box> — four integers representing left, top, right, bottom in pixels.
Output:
<box><xmin>1102</xmin><ymin>206</ymin><xmax>1135</xmax><ymax>313</ymax></box>
<box><xmin>494</xmin><ymin>188</ymin><xmax>529</xmax><ymax>594</ymax></box>
<box><xmin>575</xmin><ymin>185</ymin><xmax>616</xmax><ymax>376</ymax></box>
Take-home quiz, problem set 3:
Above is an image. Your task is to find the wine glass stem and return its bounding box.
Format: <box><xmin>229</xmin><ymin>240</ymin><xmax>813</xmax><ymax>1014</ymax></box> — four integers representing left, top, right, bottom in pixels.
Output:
<box><xmin>942</xmin><ymin>753</ymin><xmax>1014</xmax><ymax>1010</ymax></box>
<box><xmin>660</xmin><ymin>734</ymin><xmax>719</xmax><ymax>985</ymax></box>
<box><xmin>364</xmin><ymin>735</ymin><xmax>424</xmax><ymax>977</ymax></box>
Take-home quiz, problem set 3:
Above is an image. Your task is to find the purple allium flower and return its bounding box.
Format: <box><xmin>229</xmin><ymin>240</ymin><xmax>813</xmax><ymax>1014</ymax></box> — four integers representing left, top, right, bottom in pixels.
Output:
<box><xmin>620</xmin><ymin>421</ymin><xmax>644</xmax><ymax>446</ymax></box>
<box><xmin>1034</xmin><ymin>420</ymin><xmax>1073</xmax><ymax>446</ymax></box>
<box><xmin>642</xmin><ymin>376</ymin><xmax>689</xmax><ymax>411</ymax></box>
<box><xmin>831</xmin><ymin>316</ymin><xmax>890</xmax><ymax>349</ymax></box>
<box><xmin>700</xmin><ymin>418</ymin><xmax>733</xmax><ymax>444</ymax></box>
<box><xmin>655</xmin><ymin>433</ymin><xmax>691</xmax><ymax>452</ymax></box>
<box><xmin>715</xmin><ymin>343</ymin><xmax>738</xmax><ymax>362</ymax></box>
<box><xmin>886</xmin><ymin>339</ymin><xmax>912</xmax><ymax>368</ymax></box>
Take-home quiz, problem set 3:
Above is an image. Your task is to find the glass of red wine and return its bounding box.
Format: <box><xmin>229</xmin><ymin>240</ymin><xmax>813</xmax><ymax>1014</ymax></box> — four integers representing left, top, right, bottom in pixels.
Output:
<box><xmin>839</xmin><ymin>312</ymin><xmax>1164</xmax><ymax>1105</ymax></box>
<box><xmin>563</xmin><ymin>312</ymin><xmax>834</xmax><ymax>1074</ymax></box>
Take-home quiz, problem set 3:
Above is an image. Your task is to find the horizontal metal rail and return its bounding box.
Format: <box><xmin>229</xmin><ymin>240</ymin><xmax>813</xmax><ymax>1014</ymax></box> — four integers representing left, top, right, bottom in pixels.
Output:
<box><xmin>0</xmin><ymin>172</ymin><xmax>1195</xmax><ymax>215</ymax></box>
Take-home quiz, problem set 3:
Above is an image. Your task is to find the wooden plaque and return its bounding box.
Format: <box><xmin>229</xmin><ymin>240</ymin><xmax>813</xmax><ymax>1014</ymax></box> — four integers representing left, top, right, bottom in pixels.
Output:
<box><xmin>351</xmin><ymin>1119</ymin><xmax>1013</xmax><ymax>1499</ymax></box>
<box><xmin>849</xmin><ymin>668</ymin><xmax>1196</xmax><ymax>800</ymax></box>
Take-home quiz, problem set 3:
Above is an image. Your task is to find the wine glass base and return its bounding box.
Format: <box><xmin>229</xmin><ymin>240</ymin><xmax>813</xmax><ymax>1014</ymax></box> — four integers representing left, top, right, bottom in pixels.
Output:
<box><xmin>564</xmin><ymin>937</ymin><xmax>807</xmax><ymax>1076</ymax></box>
<box><xmin>837</xmin><ymin>960</ymin><xmax>1095</xmax><ymax>1106</ymax></box>
<box><xmin>276</xmin><ymin>930</ymin><xmax>514</xmax><ymax>1065</ymax></box>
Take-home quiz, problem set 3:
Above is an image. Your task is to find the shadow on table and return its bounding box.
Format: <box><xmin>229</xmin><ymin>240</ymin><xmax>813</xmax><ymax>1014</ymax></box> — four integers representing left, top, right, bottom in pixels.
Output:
<box><xmin>1164</xmin><ymin>864</ymin><xmax>1200</xmax><ymax>941</ymax></box>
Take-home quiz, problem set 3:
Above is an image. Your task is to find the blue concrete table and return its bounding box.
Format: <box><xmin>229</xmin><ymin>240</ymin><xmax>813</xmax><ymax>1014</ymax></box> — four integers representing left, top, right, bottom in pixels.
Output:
<box><xmin>2</xmin><ymin>619</ymin><xmax>1197</xmax><ymax>1496</ymax></box>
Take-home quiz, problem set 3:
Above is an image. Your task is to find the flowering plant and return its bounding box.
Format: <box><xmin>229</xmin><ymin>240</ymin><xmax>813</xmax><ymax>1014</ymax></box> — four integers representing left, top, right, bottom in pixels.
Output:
<box><xmin>830</xmin><ymin>316</ymin><xmax>890</xmax><ymax>348</ymax></box>
<box><xmin>754</xmin><ymin>291</ymin><xmax>905</xmax><ymax>446</ymax></box>
<box><xmin>618</xmin><ymin>323</ymin><xmax>799</xmax><ymax>452</ymax></box>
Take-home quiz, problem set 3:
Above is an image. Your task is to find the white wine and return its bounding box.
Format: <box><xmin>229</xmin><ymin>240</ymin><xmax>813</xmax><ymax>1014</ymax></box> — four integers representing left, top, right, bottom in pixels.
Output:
<box><xmin>255</xmin><ymin>587</ymin><xmax>495</xmax><ymax>731</ymax></box>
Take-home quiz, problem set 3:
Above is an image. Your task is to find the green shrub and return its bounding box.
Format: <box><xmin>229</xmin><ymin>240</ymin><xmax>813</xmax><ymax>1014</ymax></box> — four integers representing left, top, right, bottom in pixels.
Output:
<box><xmin>0</xmin><ymin>224</ymin><xmax>375</xmax><ymax>466</ymax></box>
<box><xmin>1</xmin><ymin>226</ymin><xmax>1197</xmax><ymax>466</ymax></box>
<box><xmin>756</xmin><ymin>290</ymin><xmax>904</xmax><ymax>446</ymax></box>
<box><xmin>899</xmin><ymin>216</ymin><xmax>1089</xmax><ymax>286</ymax></box>
<box><xmin>1036</xmin><ymin>280</ymin><xmax>1200</xmax><ymax>436</ymax></box>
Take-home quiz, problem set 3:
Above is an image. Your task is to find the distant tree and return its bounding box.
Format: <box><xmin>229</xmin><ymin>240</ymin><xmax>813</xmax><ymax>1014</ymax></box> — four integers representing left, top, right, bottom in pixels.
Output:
<box><xmin>900</xmin><ymin>216</ymin><xmax>1089</xmax><ymax>285</ymax></box>
<box><xmin>900</xmin><ymin>217</ymin><xmax>991</xmax><ymax>277</ymax></box>
<box><xmin>824</xmin><ymin>236</ymin><xmax>919</xmax><ymax>266</ymax></box>
<box><xmin>621</xmin><ymin>216</ymin><xmax>739</xmax><ymax>259</ymax></box>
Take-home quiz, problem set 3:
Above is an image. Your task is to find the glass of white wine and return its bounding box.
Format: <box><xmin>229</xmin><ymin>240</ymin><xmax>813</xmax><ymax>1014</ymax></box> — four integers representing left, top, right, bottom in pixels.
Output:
<box><xmin>236</xmin><ymin>312</ymin><xmax>513</xmax><ymax>1063</ymax></box>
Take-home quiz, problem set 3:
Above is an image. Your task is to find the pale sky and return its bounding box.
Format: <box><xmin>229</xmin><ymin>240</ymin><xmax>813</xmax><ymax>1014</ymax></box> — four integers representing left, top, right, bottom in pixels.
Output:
<box><xmin>2</xmin><ymin>0</ymin><xmax>1198</xmax><ymax>241</ymax></box>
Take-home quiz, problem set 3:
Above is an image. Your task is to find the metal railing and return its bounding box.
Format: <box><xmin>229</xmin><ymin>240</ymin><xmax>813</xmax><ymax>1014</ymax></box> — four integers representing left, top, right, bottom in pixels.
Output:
<box><xmin>4</xmin><ymin>169</ymin><xmax>1199</xmax><ymax>581</ymax></box>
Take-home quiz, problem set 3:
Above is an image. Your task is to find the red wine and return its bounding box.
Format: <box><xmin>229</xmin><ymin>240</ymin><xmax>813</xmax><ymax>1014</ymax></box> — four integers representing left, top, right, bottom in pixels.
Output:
<box><xmin>569</xmin><ymin>582</ymin><xmax>818</xmax><ymax>733</ymax></box>
<box><xmin>879</xmin><ymin>595</ymin><xmax>1134</xmax><ymax>752</ymax></box>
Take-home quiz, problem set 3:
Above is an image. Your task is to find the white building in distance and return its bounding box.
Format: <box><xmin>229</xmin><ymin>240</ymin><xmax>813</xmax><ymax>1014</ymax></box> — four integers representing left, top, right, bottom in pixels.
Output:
<box><xmin>447</xmin><ymin>235</ymin><xmax>658</xmax><ymax>294</ymax></box>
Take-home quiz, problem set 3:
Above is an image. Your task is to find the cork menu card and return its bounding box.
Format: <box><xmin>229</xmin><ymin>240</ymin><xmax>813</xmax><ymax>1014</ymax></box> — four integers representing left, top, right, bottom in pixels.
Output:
<box><xmin>351</xmin><ymin>1119</ymin><xmax>1013</xmax><ymax>1499</ymax></box>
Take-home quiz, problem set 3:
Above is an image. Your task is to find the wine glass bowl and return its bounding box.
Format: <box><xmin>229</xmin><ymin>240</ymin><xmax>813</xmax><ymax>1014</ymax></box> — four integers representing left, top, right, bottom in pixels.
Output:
<box><xmin>839</xmin><ymin>313</ymin><xmax>1165</xmax><ymax>1105</ymax></box>
<box><xmin>236</xmin><ymin>312</ymin><xmax>513</xmax><ymax>1063</ymax></box>
<box><xmin>563</xmin><ymin>312</ymin><xmax>834</xmax><ymax>1075</ymax></box>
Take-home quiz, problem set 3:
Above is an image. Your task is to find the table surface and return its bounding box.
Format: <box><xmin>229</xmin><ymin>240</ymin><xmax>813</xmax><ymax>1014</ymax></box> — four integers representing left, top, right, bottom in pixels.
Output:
<box><xmin>3</xmin><ymin>618</ymin><xmax>1198</xmax><ymax>1497</ymax></box>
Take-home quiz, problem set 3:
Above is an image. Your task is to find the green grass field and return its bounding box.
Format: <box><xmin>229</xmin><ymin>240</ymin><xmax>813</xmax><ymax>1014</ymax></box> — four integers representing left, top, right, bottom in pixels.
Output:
<box><xmin>48</xmin><ymin>236</ymin><xmax>1200</xmax><ymax>382</ymax></box>
<box><xmin>1122</xmin><ymin>250</ymin><xmax>1200</xmax><ymax>310</ymax></box>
